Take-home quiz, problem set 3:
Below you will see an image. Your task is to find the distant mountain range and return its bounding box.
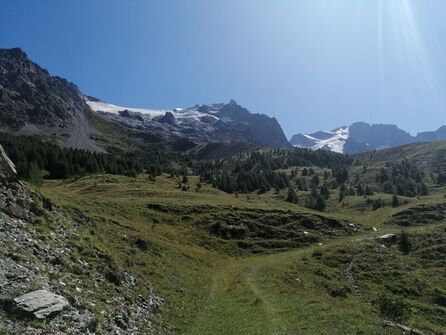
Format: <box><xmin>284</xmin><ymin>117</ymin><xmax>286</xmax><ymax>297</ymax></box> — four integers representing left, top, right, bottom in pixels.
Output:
<box><xmin>2</xmin><ymin>47</ymin><xmax>446</xmax><ymax>156</ymax></box>
<box><xmin>0</xmin><ymin>48</ymin><xmax>290</xmax><ymax>153</ymax></box>
<box><xmin>290</xmin><ymin>122</ymin><xmax>446</xmax><ymax>155</ymax></box>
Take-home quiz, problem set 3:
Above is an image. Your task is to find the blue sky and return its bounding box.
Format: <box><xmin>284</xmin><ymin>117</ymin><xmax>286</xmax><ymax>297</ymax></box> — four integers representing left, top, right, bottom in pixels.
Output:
<box><xmin>1</xmin><ymin>0</ymin><xmax>446</xmax><ymax>137</ymax></box>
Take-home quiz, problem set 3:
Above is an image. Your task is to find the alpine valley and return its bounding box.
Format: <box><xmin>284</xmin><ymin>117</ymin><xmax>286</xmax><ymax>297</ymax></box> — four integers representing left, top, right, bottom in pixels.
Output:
<box><xmin>0</xmin><ymin>47</ymin><xmax>445</xmax><ymax>335</ymax></box>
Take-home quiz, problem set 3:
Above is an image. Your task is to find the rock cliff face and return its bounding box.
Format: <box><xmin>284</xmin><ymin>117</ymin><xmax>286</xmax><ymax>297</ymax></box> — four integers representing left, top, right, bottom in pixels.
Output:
<box><xmin>0</xmin><ymin>48</ymin><xmax>102</xmax><ymax>152</ymax></box>
<box><xmin>0</xmin><ymin>146</ymin><xmax>162</xmax><ymax>334</ymax></box>
<box><xmin>216</xmin><ymin>100</ymin><xmax>291</xmax><ymax>148</ymax></box>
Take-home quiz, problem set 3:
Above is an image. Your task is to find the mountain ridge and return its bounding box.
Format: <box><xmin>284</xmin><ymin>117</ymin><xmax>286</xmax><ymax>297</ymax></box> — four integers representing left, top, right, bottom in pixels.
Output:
<box><xmin>3</xmin><ymin>47</ymin><xmax>446</xmax><ymax>156</ymax></box>
<box><xmin>0</xmin><ymin>48</ymin><xmax>290</xmax><ymax>151</ymax></box>
<box><xmin>290</xmin><ymin>122</ymin><xmax>446</xmax><ymax>154</ymax></box>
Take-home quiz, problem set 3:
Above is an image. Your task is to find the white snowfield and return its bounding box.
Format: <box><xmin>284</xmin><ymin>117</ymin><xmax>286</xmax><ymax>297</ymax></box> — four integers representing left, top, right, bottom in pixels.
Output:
<box><xmin>294</xmin><ymin>127</ymin><xmax>350</xmax><ymax>153</ymax></box>
<box><xmin>86</xmin><ymin>101</ymin><xmax>219</xmax><ymax>122</ymax></box>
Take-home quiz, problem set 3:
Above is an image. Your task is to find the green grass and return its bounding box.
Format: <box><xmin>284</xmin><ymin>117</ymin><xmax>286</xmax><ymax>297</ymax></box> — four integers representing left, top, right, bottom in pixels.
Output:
<box><xmin>90</xmin><ymin>112</ymin><xmax>134</xmax><ymax>151</ymax></box>
<box><xmin>40</xmin><ymin>173</ymin><xmax>446</xmax><ymax>334</ymax></box>
<box><xmin>355</xmin><ymin>141</ymin><xmax>446</xmax><ymax>167</ymax></box>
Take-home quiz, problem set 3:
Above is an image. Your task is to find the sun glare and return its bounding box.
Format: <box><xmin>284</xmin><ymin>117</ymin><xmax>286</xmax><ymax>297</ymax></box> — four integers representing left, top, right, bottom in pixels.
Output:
<box><xmin>377</xmin><ymin>0</ymin><xmax>443</xmax><ymax>109</ymax></box>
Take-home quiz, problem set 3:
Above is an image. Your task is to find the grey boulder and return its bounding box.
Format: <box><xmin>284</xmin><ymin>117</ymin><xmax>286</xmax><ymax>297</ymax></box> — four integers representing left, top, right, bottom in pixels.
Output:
<box><xmin>14</xmin><ymin>290</ymin><xmax>69</xmax><ymax>319</ymax></box>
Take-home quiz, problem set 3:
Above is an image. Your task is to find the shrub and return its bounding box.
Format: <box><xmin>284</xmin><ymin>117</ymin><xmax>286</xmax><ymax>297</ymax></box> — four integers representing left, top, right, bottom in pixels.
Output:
<box><xmin>329</xmin><ymin>286</ymin><xmax>350</xmax><ymax>298</ymax></box>
<box><xmin>399</xmin><ymin>231</ymin><xmax>412</xmax><ymax>254</ymax></box>
<box><xmin>312</xmin><ymin>249</ymin><xmax>323</xmax><ymax>259</ymax></box>
<box><xmin>377</xmin><ymin>294</ymin><xmax>410</xmax><ymax>322</ymax></box>
<box><xmin>432</xmin><ymin>288</ymin><xmax>446</xmax><ymax>307</ymax></box>
<box><xmin>392</xmin><ymin>194</ymin><xmax>400</xmax><ymax>208</ymax></box>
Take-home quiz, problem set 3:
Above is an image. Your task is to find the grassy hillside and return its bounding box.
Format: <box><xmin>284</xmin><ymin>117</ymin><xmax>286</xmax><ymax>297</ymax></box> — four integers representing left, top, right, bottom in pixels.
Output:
<box><xmin>354</xmin><ymin>141</ymin><xmax>446</xmax><ymax>170</ymax></box>
<box><xmin>40</xmin><ymin>171</ymin><xmax>446</xmax><ymax>334</ymax></box>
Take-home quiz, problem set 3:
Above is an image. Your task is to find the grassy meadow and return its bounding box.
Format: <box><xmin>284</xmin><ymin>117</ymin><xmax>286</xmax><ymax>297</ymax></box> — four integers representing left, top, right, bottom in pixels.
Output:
<box><xmin>39</xmin><ymin>171</ymin><xmax>446</xmax><ymax>335</ymax></box>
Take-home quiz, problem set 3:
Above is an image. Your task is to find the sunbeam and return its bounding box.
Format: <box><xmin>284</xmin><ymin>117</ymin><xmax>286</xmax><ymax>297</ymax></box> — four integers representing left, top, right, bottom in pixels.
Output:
<box><xmin>377</xmin><ymin>0</ymin><xmax>444</xmax><ymax>113</ymax></box>
<box><xmin>377</xmin><ymin>0</ymin><xmax>385</xmax><ymax>109</ymax></box>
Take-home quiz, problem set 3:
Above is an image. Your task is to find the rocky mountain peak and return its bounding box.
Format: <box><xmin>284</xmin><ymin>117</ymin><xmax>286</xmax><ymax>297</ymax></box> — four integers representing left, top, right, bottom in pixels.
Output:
<box><xmin>0</xmin><ymin>48</ymin><xmax>101</xmax><ymax>152</ymax></box>
<box><xmin>157</xmin><ymin>111</ymin><xmax>176</xmax><ymax>125</ymax></box>
<box><xmin>0</xmin><ymin>47</ymin><xmax>48</xmax><ymax>79</ymax></box>
<box><xmin>0</xmin><ymin>48</ymin><xmax>30</xmax><ymax>62</ymax></box>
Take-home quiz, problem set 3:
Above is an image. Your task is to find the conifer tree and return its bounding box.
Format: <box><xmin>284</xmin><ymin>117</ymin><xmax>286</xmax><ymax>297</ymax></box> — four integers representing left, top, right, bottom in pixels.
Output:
<box><xmin>392</xmin><ymin>194</ymin><xmax>400</xmax><ymax>208</ymax></box>
<box><xmin>286</xmin><ymin>186</ymin><xmax>298</xmax><ymax>204</ymax></box>
<box><xmin>399</xmin><ymin>231</ymin><xmax>412</xmax><ymax>254</ymax></box>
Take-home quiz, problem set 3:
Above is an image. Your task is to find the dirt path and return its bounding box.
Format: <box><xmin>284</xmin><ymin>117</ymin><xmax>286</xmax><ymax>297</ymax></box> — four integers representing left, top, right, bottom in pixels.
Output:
<box><xmin>186</xmin><ymin>259</ymin><xmax>285</xmax><ymax>335</ymax></box>
<box><xmin>244</xmin><ymin>265</ymin><xmax>287</xmax><ymax>335</ymax></box>
<box><xmin>185</xmin><ymin>223</ymin><xmax>444</xmax><ymax>335</ymax></box>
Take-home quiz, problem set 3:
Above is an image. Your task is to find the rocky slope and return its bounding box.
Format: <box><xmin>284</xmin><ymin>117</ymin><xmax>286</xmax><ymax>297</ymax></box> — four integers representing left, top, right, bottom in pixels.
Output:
<box><xmin>0</xmin><ymin>146</ymin><xmax>163</xmax><ymax>334</ymax></box>
<box><xmin>0</xmin><ymin>48</ymin><xmax>101</xmax><ymax>152</ymax></box>
<box><xmin>290</xmin><ymin>122</ymin><xmax>446</xmax><ymax>154</ymax></box>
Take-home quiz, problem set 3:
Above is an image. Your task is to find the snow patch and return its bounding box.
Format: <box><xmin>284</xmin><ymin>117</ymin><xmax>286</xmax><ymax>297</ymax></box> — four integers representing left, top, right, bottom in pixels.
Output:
<box><xmin>293</xmin><ymin>127</ymin><xmax>350</xmax><ymax>153</ymax></box>
<box><xmin>86</xmin><ymin>101</ymin><xmax>220</xmax><ymax>123</ymax></box>
<box><xmin>87</xmin><ymin>101</ymin><xmax>167</xmax><ymax>117</ymax></box>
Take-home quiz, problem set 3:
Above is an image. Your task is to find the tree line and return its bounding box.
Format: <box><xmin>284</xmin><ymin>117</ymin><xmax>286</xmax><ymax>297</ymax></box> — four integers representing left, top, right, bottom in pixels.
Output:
<box><xmin>195</xmin><ymin>148</ymin><xmax>352</xmax><ymax>195</ymax></box>
<box><xmin>375</xmin><ymin>160</ymin><xmax>428</xmax><ymax>197</ymax></box>
<box><xmin>0</xmin><ymin>133</ymin><xmax>190</xmax><ymax>184</ymax></box>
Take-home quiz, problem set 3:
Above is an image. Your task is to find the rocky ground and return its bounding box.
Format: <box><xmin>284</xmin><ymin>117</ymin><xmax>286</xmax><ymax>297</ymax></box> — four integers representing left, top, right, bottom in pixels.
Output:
<box><xmin>0</xmin><ymin>147</ymin><xmax>163</xmax><ymax>334</ymax></box>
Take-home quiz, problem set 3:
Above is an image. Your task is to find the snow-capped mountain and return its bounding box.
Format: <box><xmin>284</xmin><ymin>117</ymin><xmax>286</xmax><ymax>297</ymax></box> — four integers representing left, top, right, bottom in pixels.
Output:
<box><xmin>290</xmin><ymin>122</ymin><xmax>446</xmax><ymax>155</ymax></box>
<box><xmin>290</xmin><ymin>127</ymin><xmax>350</xmax><ymax>153</ymax></box>
<box><xmin>290</xmin><ymin>126</ymin><xmax>372</xmax><ymax>154</ymax></box>
<box><xmin>87</xmin><ymin>99</ymin><xmax>291</xmax><ymax>148</ymax></box>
